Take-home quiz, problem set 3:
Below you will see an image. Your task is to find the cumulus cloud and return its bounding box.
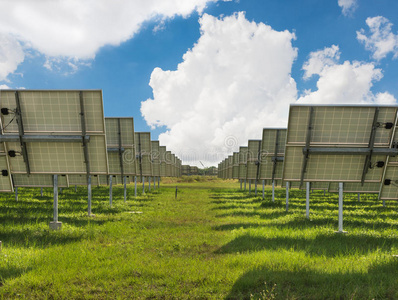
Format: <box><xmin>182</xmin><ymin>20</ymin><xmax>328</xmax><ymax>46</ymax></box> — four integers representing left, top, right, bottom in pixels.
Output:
<box><xmin>0</xmin><ymin>0</ymin><xmax>225</xmax><ymax>80</ymax></box>
<box><xmin>298</xmin><ymin>45</ymin><xmax>396</xmax><ymax>104</ymax></box>
<box><xmin>0</xmin><ymin>33</ymin><xmax>24</xmax><ymax>81</ymax></box>
<box><xmin>141</xmin><ymin>12</ymin><xmax>298</xmax><ymax>165</ymax></box>
<box><xmin>338</xmin><ymin>0</ymin><xmax>357</xmax><ymax>16</ymax></box>
<box><xmin>357</xmin><ymin>16</ymin><xmax>398</xmax><ymax>60</ymax></box>
<box><xmin>303</xmin><ymin>45</ymin><xmax>340</xmax><ymax>79</ymax></box>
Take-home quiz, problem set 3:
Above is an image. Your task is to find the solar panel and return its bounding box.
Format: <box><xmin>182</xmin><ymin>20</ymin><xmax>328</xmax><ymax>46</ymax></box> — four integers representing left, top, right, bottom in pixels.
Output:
<box><xmin>151</xmin><ymin>141</ymin><xmax>160</xmax><ymax>177</ymax></box>
<box><xmin>105</xmin><ymin>117</ymin><xmax>137</xmax><ymax>176</ymax></box>
<box><xmin>283</xmin><ymin>105</ymin><xmax>398</xmax><ymax>186</ymax></box>
<box><xmin>0</xmin><ymin>90</ymin><xmax>108</xmax><ymax>176</ymax></box>
<box><xmin>165</xmin><ymin>150</ymin><xmax>172</xmax><ymax>177</ymax></box>
<box><xmin>13</xmin><ymin>174</ymin><xmax>69</xmax><ymax>188</ymax></box>
<box><xmin>135</xmin><ymin>132</ymin><xmax>152</xmax><ymax>178</ymax></box>
<box><xmin>159</xmin><ymin>146</ymin><xmax>167</xmax><ymax>177</ymax></box>
<box><xmin>246</xmin><ymin>140</ymin><xmax>261</xmax><ymax>180</ymax></box>
<box><xmin>328</xmin><ymin>182</ymin><xmax>380</xmax><ymax>193</ymax></box>
<box><xmin>171</xmin><ymin>154</ymin><xmax>176</xmax><ymax>177</ymax></box>
<box><xmin>68</xmin><ymin>174</ymin><xmax>101</xmax><ymax>186</ymax></box>
<box><xmin>238</xmin><ymin>146</ymin><xmax>248</xmax><ymax>180</ymax></box>
<box><xmin>232</xmin><ymin>152</ymin><xmax>239</xmax><ymax>179</ymax></box>
<box><xmin>259</xmin><ymin>129</ymin><xmax>286</xmax><ymax>185</ymax></box>
<box><xmin>0</xmin><ymin>142</ymin><xmax>13</xmax><ymax>191</ymax></box>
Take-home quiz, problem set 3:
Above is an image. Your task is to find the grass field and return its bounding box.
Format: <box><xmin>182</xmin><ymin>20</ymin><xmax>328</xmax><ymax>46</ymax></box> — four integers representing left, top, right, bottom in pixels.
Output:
<box><xmin>1</xmin><ymin>177</ymin><xmax>398</xmax><ymax>299</ymax></box>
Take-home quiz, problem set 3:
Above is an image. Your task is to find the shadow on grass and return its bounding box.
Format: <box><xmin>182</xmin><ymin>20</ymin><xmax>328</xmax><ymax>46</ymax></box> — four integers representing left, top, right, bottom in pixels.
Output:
<box><xmin>225</xmin><ymin>260</ymin><xmax>398</xmax><ymax>299</ymax></box>
<box><xmin>216</xmin><ymin>232</ymin><xmax>398</xmax><ymax>257</ymax></box>
<box><xmin>0</xmin><ymin>186</ymin><xmax>156</xmax><ymax>248</ymax></box>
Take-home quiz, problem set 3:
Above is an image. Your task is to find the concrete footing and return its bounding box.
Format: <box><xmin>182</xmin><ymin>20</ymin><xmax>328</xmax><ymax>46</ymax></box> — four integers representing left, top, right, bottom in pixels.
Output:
<box><xmin>49</xmin><ymin>221</ymin><xmax>62</xmax><ymax>230</ymax></box>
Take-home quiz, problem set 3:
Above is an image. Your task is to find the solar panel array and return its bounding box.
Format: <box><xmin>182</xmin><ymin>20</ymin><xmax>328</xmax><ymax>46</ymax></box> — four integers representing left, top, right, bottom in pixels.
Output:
<box><xmin>218</xmin><ymin>104</ymin><xmax>398</xmax><ymax>201</ymax></box>
<box><xmin>0</xmin><ymin>89</ymin><xmax>182</xmax><ymax>193</ymax></box>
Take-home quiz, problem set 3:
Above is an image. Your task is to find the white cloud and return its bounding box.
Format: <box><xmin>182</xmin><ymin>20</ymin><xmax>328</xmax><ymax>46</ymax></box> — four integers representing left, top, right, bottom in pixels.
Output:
<box><xmin>303</xmin><ymin>45</ymin><xmax>340</xmax><ymax>79</ymax></box>
<box><xmin>338</xmin><ymin>0</ymin><xmax>357</xmax><ymax>16</ymax></box>
<box><xmin>141</xmin><ymin>12</ymin><xmax>298</xmax><ymax>165</ymax></box>
<box><xmin>298</xmin><ymin>45</ymin><xmax>396</xmax><ymax>104</ymax></box>
<box><xmin>0</xmin><ymin>0</ymin><xmax>225</xmax><ymax>79</ymax></box>
<box><xmin>0</xmin><ymin>84</ymin><xmax>11</xmax><ymax>89</ymax></box>
<box><xmin>357</xmin><ymin>16</ymin><xmax>398</xmax><ymax>60</ymax></box>
<box><xmin>0</xmin><ymin>33</ymin><xmax>24</xmax><ymax>81</ymax></box>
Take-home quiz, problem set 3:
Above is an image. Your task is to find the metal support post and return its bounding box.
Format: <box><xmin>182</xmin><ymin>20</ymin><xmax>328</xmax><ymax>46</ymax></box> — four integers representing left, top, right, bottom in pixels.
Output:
<box><xmin>142</xmin><ymin>176</ymin><xmax>145</xmax><ymax>194</ymax></box>
<box><xmin>337</xmin><ymin>182</ymin><xmax>346</xmax><ymax>233</ymax></box>
<box><xmin>272</xmin><ymin>180</ymin><xmax>275</xmax><ymax>202</ymax></box>
<box><xmin>124</xmin><ymin>176</ymin><xmax>127</xmax><ymax>202</ymax></box>
<box><xmin>88</xmin><ymin>175</ymin><xmax>92</xmax><ymax>217</ymax></box>
<box><xmin>109</xmin><ymin>175</ymin><xmax>113</xmax><ymax>207</ymax></box>
<box><xmin>50</xmin><ymin>175</ymin><xmax>62</xmax><ymax>230</ymax></box>
<box><xmin>134</xmin><ymin>176</ymin><xmax>137</xmax><ymax>197</ymax></box>
<box><xmin>286</xmin><ymin>182</ymin><xmax>289</xmax><ymax>212</ymax></box>
<box><xmin>306</xmin><ymin>182</ymin><xmax>310</xmax><ymax>219</ymax></box>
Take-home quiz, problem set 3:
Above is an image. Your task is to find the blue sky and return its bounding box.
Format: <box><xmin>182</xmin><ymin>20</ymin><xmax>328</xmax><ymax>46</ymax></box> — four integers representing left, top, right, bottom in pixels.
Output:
<box><xmin>1</xmin><ymin>0</ymin><xmax>398</xmax><ymax>165</ymax></box>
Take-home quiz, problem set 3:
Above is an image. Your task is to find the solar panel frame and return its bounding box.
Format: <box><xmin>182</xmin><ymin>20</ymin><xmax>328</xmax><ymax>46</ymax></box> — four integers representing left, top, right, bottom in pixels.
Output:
<box><xmin>13</xmin><ymin>174</ymin><xmax>69</xmax><ymax>188</ymax></box>
<box><xmin>135</xmin><ymin>132</ymin><xmax>153</xmax><ymax>177</ymax></box>
<box><xmin>259</xmin><ymin>128</ymin><xmax>287</xmax><ymax>184</ymax></box>
<box><xmin>246</xmin><ymin>140</ymin><xmax>261</xmax><ymax>180</ymax></box>
<box><xmin>159</xmin><ymin>146</ymin><xmax>167</xmax><ymax>177</ymax></box>
<box><xmin>0</xmin><ymin>90</ymin><xmax>109</xmax><ymax>177</ymax></box>
<box><xmin>283</xmin><ymin>104</ymin><xmax>398</xmax><ymax>187</ymax></box>
<box><xmin>151</xmin><ymin>141</ymin><xmax>161</xmax><ymax>177</ymax></box>
<box><xmin>238</xmin><ymin>146</ymin><xmax>248</xmax><ymax>180</ymax></box>
<box><xmin>105</xmin><ymin>117</ymin><xmax>137</xmax><ymax>176</ymax></box>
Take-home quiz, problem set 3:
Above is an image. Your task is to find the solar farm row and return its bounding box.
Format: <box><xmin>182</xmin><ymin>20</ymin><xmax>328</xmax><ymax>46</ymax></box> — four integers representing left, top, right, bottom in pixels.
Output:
<box><xmin>0</xmin><ymin>90</ymin><xmax>182</xmax><ymax>229</ymax></box>
<box><xmin>217</xmin><ymin>105</ymin><xmax>398</xmax><ymax>232</ymax></box>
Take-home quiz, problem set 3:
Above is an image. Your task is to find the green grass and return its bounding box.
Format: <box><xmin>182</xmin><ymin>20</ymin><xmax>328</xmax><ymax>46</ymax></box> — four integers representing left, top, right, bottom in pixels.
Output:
<box><xmin>1</xmin><ymin>180</ymin><xmax>398</xmax><ymax>299</ymax></box>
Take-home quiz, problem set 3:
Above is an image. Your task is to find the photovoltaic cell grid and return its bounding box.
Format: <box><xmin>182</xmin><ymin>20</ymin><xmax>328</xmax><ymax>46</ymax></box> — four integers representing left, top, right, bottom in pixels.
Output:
<box><xmin>246</xmin><ymin>140</ymin><xmax>261</xmax><ymax>180</ymax></box>
<box><xmin>159</xmin><ymin>146</ymin><xmax>167</xmax><ymax>177</ymax></box>
<box><xmin>13</xmin><ymin>174</ymin><xmax>69</xmax><ymax>188</ymax></box>
<box><xmin>238</xmin><ymin>146</ymin><xmax>248</xmax><ymax>180</ymax></box>
<box><xmin>165</xmin><ymin>151</ymin><xmax>172</xmax><ymax>176</ymax></box>
<box><xmin>0</xmin><ymin>90</ymin><xmax>108</xmax><ymax>177</ymax></box>
<box><xmin>328</xmin><ymin>182</ymin><xmax>381</xmax><ymax>193</ymax></box>
<box><xmin>105</xmin><ymin>118</ymin><xmax>136</xmax><ymax>176</ymax></box>
<box><xmin>259</xmin><ymin>129</ymin><xmax>287</xmax><ymax>182</ymax></box>
<box><xmin>135</xmin><ymin>132</ymin><xmax>152</xmax><ymax>177</ymax></box>
<box><xmin>283</xmin><ymin>105</ymin><xmax>397</xmax><ymax>184</ymax></box>
<box><xmin>151</xmin><ymin>141</ymin><xmax>160</xmax><ymax>177</ymax></box>
<box><xmin>171</xmin><ymin>154</ymin><xmax>176</xmax><ymax>177</ymax></box>
<box><xmin>232</xmin><ymin>152</ymin><xmax>239</xmax><ymax>179</ymax></box>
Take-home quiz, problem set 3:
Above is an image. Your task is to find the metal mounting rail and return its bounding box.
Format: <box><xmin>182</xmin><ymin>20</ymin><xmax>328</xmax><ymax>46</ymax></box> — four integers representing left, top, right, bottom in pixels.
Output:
<box><xmin>79</xmin><ymin>91</ymin><xmax>90</xmax><ymax>180</ymax></box>
<box><xmin>0</xmin><ymin>135</ymin><xmax>90</xmax><ymax>143</ymax></box>
<box><xmin>255</xmin><ymin>141</ymin><xmax>262</xmax><ymax>181</ymax></box>
<box><xmin>300</xmin><ymin>106</ymin><xmax>314</xmax><ymax>188</ymax></box>
<box><xmin>117</xmin><ymin>118</ymin><xmax>124</xmax><ymax>179</ymax></box>
<box><xmin>361</xmin><ymin>107</ymin><xmax>380</xmax><ymax>185</ymax></box>
<box><xmin>302</xmin><ymin>147</ymin><xmax>398</xmax><ymax>156</ymax></box>
<box><xmin>15</xmin><ymin>91</ymin><xmax>31</xmax><ymax>174</ymax></box>
<box><xmin>271</xmin><ymin>129</ymin><xmax>280</xmax><ymax>182</ymax></box>
<box><xmin>137</xmin><ymin>133</ymin><xmax>143</xmax><ymax>180</ymax></box>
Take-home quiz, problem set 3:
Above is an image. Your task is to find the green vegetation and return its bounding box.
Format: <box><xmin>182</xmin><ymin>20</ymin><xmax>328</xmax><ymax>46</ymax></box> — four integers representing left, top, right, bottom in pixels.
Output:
<box><xmin>1</xmin><ymin>180</ymin><xmax>398</xmax><ymax>299</ymax></box>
